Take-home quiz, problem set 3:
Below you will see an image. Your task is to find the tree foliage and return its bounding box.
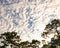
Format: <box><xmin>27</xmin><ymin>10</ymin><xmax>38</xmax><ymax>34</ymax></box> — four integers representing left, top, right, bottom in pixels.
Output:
<box><xmin>42</xmin><ymin>19</ymin><xmax>60</xmax><ymax>48</ymax></box>
<box><xmin>0</xmin><ymin>31</ymin><xmax>21</xmax><ymax>48</ymax></box>
<box><xmin>0</xmin><ymin>32</ymin><xmax>40</xmax><ymax>48</ymax></box>
<box><xmin>41</xmin><ymin>19</ymin><xmax>60</xmax><ymax>38</ymax></box>
<box><xmin>20</xmin><ymin>40</ymin><xmax>40</xmax><ymax>48</ymax></box>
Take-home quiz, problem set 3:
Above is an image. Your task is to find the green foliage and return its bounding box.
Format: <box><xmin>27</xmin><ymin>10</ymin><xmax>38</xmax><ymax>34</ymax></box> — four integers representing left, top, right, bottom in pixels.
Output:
<box><xmin>42</xmin><ymin>19</ymin><xmax>60</xmax><ymax>38</ymax></box>
<box><xmin>42</xmin><ymin>44</ymin><xmax>50</xmax><ymax>48</ymax></box>
<box><xmin>30</xmin><ymin>40</ymin><xmax>40</xmax><ymax>48</ymax></box>
<box><xmin>46</xmin><ymin>19</ymin><xmax>60</xmax><ymax>29</ymax></box>
<box><xmin>32</xmin><ymin>40</ymin><xmax>40</xmax><ymax>44</ymax></box>
<box><xmin>46</xmin><ymin>19</ymin><xmax>60</xmax><ymax>34</ymax></box>
<box><xmin>20</xmin><ymin>40</ymin><xmax>40</xmax><ymax>48</ymax></box>
<box><xmin>20</xmin><ymin>41</ymin><xmax>30</xmax><ymax>48</ymax></box>
<box><xmin>0</xmin><ymin>32</ymin><xmax>40</xmax><ymax>48</ymax></box>
<box><xmin>0</xmin><ymin>31</ymin><xmax>21</xmax><ymax>48</ymax></box>
<box><xmin>42</xmin><ymin>19</ymin><xmax>60</xmax><ymax>48</ymax></box>
<box><xmin>1</xmin><ymin>32</ymin><xmax>17</xmax><ymax>39</ymax></box>
<box><xmin>42</xmin><ymin>37</ymin><xmax>60</xmax><ymax>48</ymax></box>
<box><xmin>49</xmin><ymin>37</ymin><xmax>60</xmax><ymax>46</ymax></box>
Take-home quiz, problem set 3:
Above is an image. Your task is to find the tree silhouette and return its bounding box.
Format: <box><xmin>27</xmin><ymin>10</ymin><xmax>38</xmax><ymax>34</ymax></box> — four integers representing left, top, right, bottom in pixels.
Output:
<box><xmin>19</xmin><ymin>40</ymin><xmax>40</xmax><ymax>48</ymax></box>
<box><xmin>42</xmin><ymin>44</ymin><xmax>50</xmax><ymax>48</ymax></box>
<box><xmin>30</xmin><ymin>40</ymin><xmax>40</xmax><ymax>48</ymax></box>
<box><xmin>42</xmin><ymin>19</ymin><xmax>60</xmax><ymax>48</ymax></box>
<box><xmin>46</xmin><ymin>19</ymin><xmax>60</xmax><ymax>34</ymax></box>
<box><xmin>0</xmin><ymin>32</ymin><xmax>40</xmax><ymax>48</ymax></box>
<box><xmin>41</xmin><ymin>19</ymin><xmax>60</xmax><ymax>38</ymax></box>
<box><xmin>20</xmin><ymin>41</ymin><xmax>30</xmax><ymax>48</ymax></box>
<box><xmin>0</xmin><ymin>31</ymin><xmax>21</xmax><ymax>48</ymax></box>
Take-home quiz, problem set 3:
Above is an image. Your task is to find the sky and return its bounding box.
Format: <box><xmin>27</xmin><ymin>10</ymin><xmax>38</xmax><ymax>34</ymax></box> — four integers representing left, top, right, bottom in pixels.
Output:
<box><xmin>0</xmin><ymin>0</ymin><xmax>60</xmax><ymax>47</ymax></box>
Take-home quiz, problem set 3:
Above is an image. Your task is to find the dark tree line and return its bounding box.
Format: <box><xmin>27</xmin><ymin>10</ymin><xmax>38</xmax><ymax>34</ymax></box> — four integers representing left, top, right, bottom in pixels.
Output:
<box><xmin>0</xmin><ymin>32</ymin><xmax>40</xmax><ymax>48</ymax></box>
<box><xmin>0</xmin><ymin>19</ymin><xmax>60</xmax><ymax>48</ymax></box>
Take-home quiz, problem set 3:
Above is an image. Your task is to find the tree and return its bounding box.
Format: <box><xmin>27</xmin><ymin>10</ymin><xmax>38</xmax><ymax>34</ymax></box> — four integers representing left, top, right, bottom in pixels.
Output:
<box><xmin>0</xmin><ymin>32</ymin><xmax>40</xmax><ymax>48</ymax></box>
<box><xmin>30</xmin><ymin>40</ymin><xmax>40</xmax><ymax>48</ymax></box>
<box><xmin>47</xmin><ymin>19</ymin><xmax>60</xmax><ymax>34</ymax></box>
<box><xmin>19</xmin><ymin>41</ymin><xmax>30</xmax><ymax>48</ymax></box>
<box><xmin>0</xmin><ymin>31</ymin><xmax>21</xmax><ymax>48</ymax></box>
<box><xmin>41</xmin><ymin>19</ymin><xmax>60</xmax><ymax>38</ymax></box>
<box><xmin>42</xmin><ymin>19</ymin><xmax>60</xmax><ymax>48</ymax></box>
<box><xmin>42</xmin><ymin>44</ymin><xmax>50</xmax><ymax>48</ymax></box>
<box><xmin>19</xmin><ymin>40</ymin><xmax>40</xmax><ymax>48</ymax></box>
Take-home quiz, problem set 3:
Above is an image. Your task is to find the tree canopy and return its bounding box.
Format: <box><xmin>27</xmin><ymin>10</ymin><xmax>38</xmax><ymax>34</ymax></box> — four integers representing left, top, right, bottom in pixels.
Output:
<box><xmin>0</xmin><ymin>31</ymin><xmax>21</xmax><ymax>48</ymax></box>
<box><xmin>42</xmin><ymin>19</ymin><xmax>60</xmax><ymax>48</ymax></box>
<box><xmin>0</xmin><ymin>32</ymin><xmax>40</xmax><ymax>48</ymax></box>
